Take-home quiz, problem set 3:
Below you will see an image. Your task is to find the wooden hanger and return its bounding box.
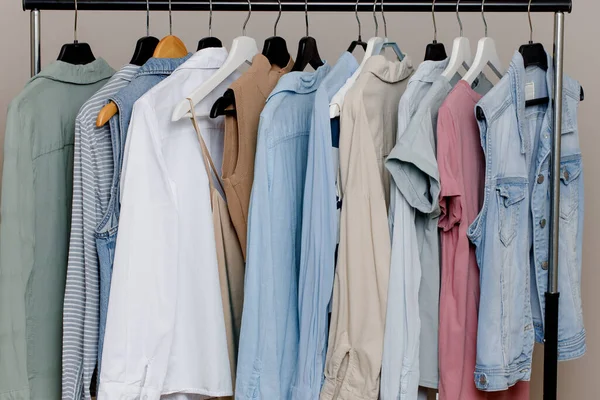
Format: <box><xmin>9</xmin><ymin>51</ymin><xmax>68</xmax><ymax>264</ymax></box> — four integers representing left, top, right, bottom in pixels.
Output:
<box><xmin>96</xmin><ymin>1</ymin><xmax>188</xmax><ymax>128</ymax></box>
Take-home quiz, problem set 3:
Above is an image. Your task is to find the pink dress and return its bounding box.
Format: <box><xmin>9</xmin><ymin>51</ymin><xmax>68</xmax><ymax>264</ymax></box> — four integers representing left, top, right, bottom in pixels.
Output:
<box><xmin>437</xmin><ymin>80</ymin><xmax>530</xmax><ymax>400</ymax></box>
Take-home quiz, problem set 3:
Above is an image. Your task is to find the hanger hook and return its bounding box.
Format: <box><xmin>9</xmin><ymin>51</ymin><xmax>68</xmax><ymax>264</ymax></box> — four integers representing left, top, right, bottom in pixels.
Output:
<box><xmin>373</xmin><ymin>0</ymin><xmax>378</xmax><ymax>37</ymax></box>
<box><xmin>355</xmin><ymin>0</ymin><xmax>362</xmax><ymax>40</ymax></box>
<box><xmin>146</xmin><ymin>0</ymin><xmax>150</xmax><ymax>37</ymax></box>
<box><xmin>73</xmin><ymin>0</ymin><xmax>78</xmax><ymax>43</ymax></box>
<box><xmin>432</xmin><ymin>0</ymin><xmax>437</xmax><ymax>42</ymax></box>
<box><xmin>274</xmin><ymin>0</ymin><xmax>282</xmax><ymax>36</ymax></box>
<box><xmin>209</xmin><ymin>0</ymin><xmax>213</xmax><ymax>36</ymax></box>
<box><xmin>528</xmin><ymin>0</ymin><xmax>533</xmax><ymax>43</ymax></box>
<box><xmin>168</xmin><ymin>0</ymin><xmax>173</xmax><ymax>35</ymax></box>
<box><xmin>380</xmin><ymin>0</ymin><xmax>387</xmax><ymax>38</ymax></box>
<box><xmin>304</xmin><ymin>0</ymin><xmax>309</xmax><ymax>37</ymax></box>
<box><xmin>456</xmin><ymin>0</ymin><xmax>463</xmax><ymax>37</ymax></box>
<box><xmin>243</xmin><ymin>0</ymin><xmax>251</xmax><ymax>35</ymax></box>
<box><xmin>481</xmin><ymin>0</ymin><xmax>488</xmax><ymax>37</ymax></box>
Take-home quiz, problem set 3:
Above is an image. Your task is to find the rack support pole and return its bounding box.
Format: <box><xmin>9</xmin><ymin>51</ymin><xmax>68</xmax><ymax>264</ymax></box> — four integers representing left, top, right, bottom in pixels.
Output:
<box><xmin>30</xmin><ymin>9</ymin><xmax>41</xmax><ymax>76</ymax></box>
<box><xmin>544</xmin><ymin>10</ymin><xmax>565</xmax><ymax>400</ymax></box>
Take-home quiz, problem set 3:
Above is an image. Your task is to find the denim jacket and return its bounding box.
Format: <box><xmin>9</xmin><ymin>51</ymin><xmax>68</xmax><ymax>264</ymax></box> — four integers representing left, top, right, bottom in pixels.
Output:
<box><xmin>468</xmin><ymin>51</ymin><xmax>585</xmax><ymax>391</ymax></box>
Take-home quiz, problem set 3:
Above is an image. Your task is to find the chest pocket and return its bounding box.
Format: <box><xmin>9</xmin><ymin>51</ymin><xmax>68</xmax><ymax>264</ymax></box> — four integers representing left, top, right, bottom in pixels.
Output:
<box><xmin>496</xmin><ymin>181</ymin><xmax>527</xmax><ymax>247</ymax></box>
<box><xmin>559</xmin><ymin>157</ymin><xmax>583</xmax><ymax>220</ymax></box>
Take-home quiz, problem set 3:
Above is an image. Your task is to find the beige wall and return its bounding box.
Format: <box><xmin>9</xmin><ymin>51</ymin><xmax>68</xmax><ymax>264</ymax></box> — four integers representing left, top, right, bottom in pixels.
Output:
<box><xmin>0</xmin><ymin>0</ymin><xmax>598</xmax><ymax>398</ymax></box>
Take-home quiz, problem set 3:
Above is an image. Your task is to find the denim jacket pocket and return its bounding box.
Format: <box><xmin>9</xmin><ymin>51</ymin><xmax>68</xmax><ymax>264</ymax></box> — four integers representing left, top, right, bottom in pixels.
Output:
<box><xmin>559</xmin><ymin>157</ymin><xmax>582</xmax><ymax>220</ymax></box>
<box><xmin>496</xmin><ymin>181</ymin><xmax>527</xmax><ymax>247</ymax></box>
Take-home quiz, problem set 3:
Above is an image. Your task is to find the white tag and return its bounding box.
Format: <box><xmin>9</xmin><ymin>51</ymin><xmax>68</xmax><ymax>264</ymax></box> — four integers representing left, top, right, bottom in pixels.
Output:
<box><xmin>525</xmin><ymin>82</ymin><xmax>535</xmax><ymax>101</ymax></box>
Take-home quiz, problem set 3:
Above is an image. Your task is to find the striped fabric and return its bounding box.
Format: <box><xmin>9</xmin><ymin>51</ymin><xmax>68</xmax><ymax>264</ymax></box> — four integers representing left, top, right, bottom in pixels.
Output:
<box><xmin>62</xmin><ymin>65</ymin><xmax>139</xmax><ymax>400</ymax></box>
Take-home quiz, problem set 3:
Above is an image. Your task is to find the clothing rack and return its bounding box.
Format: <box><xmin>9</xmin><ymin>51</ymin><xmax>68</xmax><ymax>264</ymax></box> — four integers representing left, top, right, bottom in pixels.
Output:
<box><xmin>21</xmin><ymin>1</ymin><xmax>572</xmax><ymax>399</ymax></box>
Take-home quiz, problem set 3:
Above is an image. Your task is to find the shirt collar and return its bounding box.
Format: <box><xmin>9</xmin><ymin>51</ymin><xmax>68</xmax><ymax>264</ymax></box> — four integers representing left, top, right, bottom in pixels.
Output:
<box><xmin>361</xmin><ymin>55</ymin><xmax>414</xmax><ymax>84</ymax></box>
<box><xmin>31</xmin><ymin>58</ymin><xmax>115</xmax><ymax>85</ymax></box>
<box><xmin>411</xmin><ymin>58</ymin><xmax>449</xmax><ymax>83</ymax></box>
<box><xmin>320</xmin><ymin>52</ymin><xmax>359</xmax><ymax>99</ymax></box>
<box><xmin>175</xmin><ymin>47</ymin><xmax>229</xmax><ymax>71</ymax></box>
<box><xmin>267</xmin><ymin>62</ymin><xmax>331</xmax><ymax>101</ymax></box>
<box><xmin>114</xmin><ymin>64</ymin><xmax>140</xmax><ymax>83</ymax></box>
<box><xmin>135</xmin><ymin>53</ymin><xmax>193</xmax><ymax>77</ymax></box>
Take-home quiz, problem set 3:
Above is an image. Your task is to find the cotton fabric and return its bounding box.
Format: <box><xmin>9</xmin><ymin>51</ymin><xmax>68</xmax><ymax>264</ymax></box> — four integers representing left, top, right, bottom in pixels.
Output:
<box><xmin>0</xmin><ymin>59</ymin><xmax>114</xmax><ymax>400</ymax></box>
<box><xmin>381</xmin><ymin>58</ymin><xmax>451</xmax><ymax>400</ymax></box>
<box><xmin>62</xmin><ymin>64</ymin><xmax>139</xmax><ymax>400</ymax></box>
<box><xmin>293</xmin><ymin>52</ymin><xmax>358</xmax><ymax>400</ymax></box>
<box><xmin>222</xmin><ymin>54</ymin><xmax>293</xmax><ymax>259</ymax></box>
<box><xmin>236</xmin><ymin>63</ymin><xmax>330</xmax><ymax>400</ymax></box>
<box><xmin>321</xmin><ymin>55</ymin><xmax>413</xmax><ymax>400</ymax></box>
<box><xmin>98</xmin><ymin>48</ymin><xmax>237</xmax><ymax>399</ymax></box>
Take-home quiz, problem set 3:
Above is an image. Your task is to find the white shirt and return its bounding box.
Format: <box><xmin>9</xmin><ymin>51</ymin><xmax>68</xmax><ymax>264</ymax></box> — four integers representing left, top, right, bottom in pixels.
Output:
<box><xmin>99</xmin><ymin>48</ymin><xmax>239</xmax><ymax>400</ymax></box>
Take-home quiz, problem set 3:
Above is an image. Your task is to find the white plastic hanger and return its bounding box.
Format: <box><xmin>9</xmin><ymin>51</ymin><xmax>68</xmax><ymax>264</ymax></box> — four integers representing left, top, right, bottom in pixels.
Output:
<box><xmin>441</xmin><ymin>0</ymin><xmax>472</xmax><ymax>79</ymax></box>
<box><xmin>329</xmin><ymin>0</ymin><xmax>403</xmax><ymax>118</ymax></box>
<box><xmin>171</xmin><ymin>0</ymin><xmax>258</xmax><ymax>121</ymax></box>
<box><xmin>462</xmin><ymin>0</ymin><xmax>504</xmax><ymax>85</ymax></box>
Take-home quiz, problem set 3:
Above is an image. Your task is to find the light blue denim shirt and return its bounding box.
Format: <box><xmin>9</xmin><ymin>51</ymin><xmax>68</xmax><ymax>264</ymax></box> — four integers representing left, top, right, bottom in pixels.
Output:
<box><xmin>293</xmin><ymin>52</ymin><xmax>358</xmax><ymax>400</ymax></box>
<box><xmin>236</xmin><ymin>63</ymin><xmax>331</xmax><ymax>400</ymax></box>
<box><xmin>468</xmin><ymin>51</ymin><xmax>585</xmax><ymax>391</ymax></box>
<box><xmin>95</xmin><ymin>54</ymin><xmax>191</xmax><ymax>376</ymax></box>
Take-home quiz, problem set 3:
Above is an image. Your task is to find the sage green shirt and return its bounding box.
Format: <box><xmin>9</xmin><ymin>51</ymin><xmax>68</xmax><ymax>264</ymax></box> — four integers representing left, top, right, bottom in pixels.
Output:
<box><xmin>0</xmin><ymin>59</ymin><xmax>114</xmax><ymax>400</ymax></box>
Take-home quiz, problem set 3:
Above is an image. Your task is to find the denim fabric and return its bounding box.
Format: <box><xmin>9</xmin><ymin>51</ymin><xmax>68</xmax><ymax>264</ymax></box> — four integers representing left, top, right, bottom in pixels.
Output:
<box><xmin>293</xmin><ymin>52</ymin><xmax>358</xmax><ymax>400</ymax></box>
<box><xmin>236</xmin><ymin>63</ymin><xmax>330</xmax><ymax>400</ymax></box>
<box><xmin>94</xmin><ymin>55</ymin><xmax>191</xmax><ymax>372</ymax></box>
<box><xmin>467</xmin><ymin>51</ymin><xmax>585</xmax><ymax>392</ymax></box>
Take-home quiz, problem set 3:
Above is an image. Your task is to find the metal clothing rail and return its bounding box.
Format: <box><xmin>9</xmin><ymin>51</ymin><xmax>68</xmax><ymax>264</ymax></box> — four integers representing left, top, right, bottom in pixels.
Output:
<box><xmin>22</xmin><ymin>1</ymin><xmax>571</xmax><ymax>399</ymax></box>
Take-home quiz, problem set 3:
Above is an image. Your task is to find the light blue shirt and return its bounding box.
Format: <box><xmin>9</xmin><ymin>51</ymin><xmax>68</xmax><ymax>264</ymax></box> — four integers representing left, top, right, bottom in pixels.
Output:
<box><xmin>292</xmin><ymin>52</ymin><xmax>358</xmax><ymax>400</ymax></box>
<box><xmin>236</xmin><ymin>63</ymin><xmax>331</xmax><ymax>400</ymax></box>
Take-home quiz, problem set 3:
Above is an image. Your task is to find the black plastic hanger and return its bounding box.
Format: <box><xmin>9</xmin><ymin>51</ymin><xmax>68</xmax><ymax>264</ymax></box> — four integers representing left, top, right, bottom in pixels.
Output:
<box><xmin>130</xmin><ymin>0</ymin><xmax>159</xmax><ymax>66</ymax></box>
<box><xmin>262</xmin><ymin>0</ymin><xmax>291</xmax><ymax>69</ymax></box>
<box><xmin>522</xmin><ymin>1</ymin><xmax>549</xmax><ymax>107</ymax></box>
<box><xmin>424</xmin><ymin>0</ymin><xmax>447</xmax><ymax>61</ymax></box>
<box><xmin>292</xmin><ymin>0</ymin><xmax>324</xmax><ymax>72</ymax></box>
<box><xmin>57</xmin><ymin>0</ymin><xmax>96</xmax><ymax>65</ymax></box>
<box><xmin>348</xmin><ymin>0</ymin><xmax>367</xmax><ymax>53</ymax></box>
<box><xmin>197</xmin><ymin>0</ymin><xmax>223</xmax><ymax>50</ymax></box>
<box><xmin>210</xmin><ymin>89</ymin><xmax>237</xmax><ymax>118</ymax></box>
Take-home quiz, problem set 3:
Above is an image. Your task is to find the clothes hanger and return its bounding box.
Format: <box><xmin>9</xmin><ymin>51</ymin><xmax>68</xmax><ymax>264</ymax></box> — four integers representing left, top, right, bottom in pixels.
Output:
<box><xmin>153</xmin><ymin>0</ymin><xmax>188</xmax><ymax>58</ymax></box>
<box><xmin>97</xmin><ymin>0</ymin><xmax>182</xmax><ymax>127</ymax></box>
<box><xmin>261</xmin><ymin>0</ymin><xmax>291</xmax><ymax>69</ymax></box>
<box><xmin>379</xmin><ymin>0</ymin><xmax>405</xmax><ymax>61</ymax></box>
<box><xmin>57</xmin><ymin>0</ymin><xmax>96</xmax><ymax>65</ymax></box>
<box><xmin>424</xmin><ymin>0</ymin><xmax>447</xmax><ymax>61</ymax></box>
<box><xmin>197</xmin><ymin>0</ymin><xmax>223</xmax><ymax>50</ymax></box>
<box><xmin>520</xmin><ymin>0</ymin><xmax>549</xmax><ymax>107</ymax></box>
<box><xmin>329</xmin><ymin>0</ymin><xmax>384</xmax><ymax>118</ymax></box>
<box><xmin>347</xmin><ymin>0</ymin><xmax>367</xmax><ymax>53</ymax></box>
<box><xmin>172</xmin><ymin>0</ymin><xmax>258</xmax><ymax>121</ymax></box>
<box><xmin>291</xmin><ymin>0</ymin><xmax>324</xmax><ymax>72</ymax></box>
<box><xmin>130</xmin><ymin>0</ymin><xmax>160</xmax><ymax>66</ymax></box>
<box><xmin>441</xmin><ymin>0</ymin><xmax>472</xmax><ymax>79</ymax></box>
<box><xmin>462</xmin><ymin>0</ymin><xmax>505</xmax><ymax>85</ymax></box>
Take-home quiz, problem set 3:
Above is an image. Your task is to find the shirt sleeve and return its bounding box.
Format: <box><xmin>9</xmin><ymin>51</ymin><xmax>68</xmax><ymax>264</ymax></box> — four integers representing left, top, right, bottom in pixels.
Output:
<box><xmin>98</xmin><ymin>97</ymin><xmax>178</xmax><ymax>400</ymax></box>
<box><xmin>61</xmin><ymin>112</ymin><xmax>87</xmax><ymax>399</ymax></box>
<box><xmin>235</xmin><ymin>117</ymin><xmax>278</xmax><ymax>398</ymax></box>
<box><xmin>437</xmin><ymin>105</ymin><xmax>462</xmax><ymax>232</ymax></box>
<box><xmin>293</xmin><ymin>94</ymin><xmax>336</xmax><ymax>400</ymax></box>
<box><xmin>0</xmin><ymin>99</ymin><xmax>32</xmax><ymax>400</ymax></box>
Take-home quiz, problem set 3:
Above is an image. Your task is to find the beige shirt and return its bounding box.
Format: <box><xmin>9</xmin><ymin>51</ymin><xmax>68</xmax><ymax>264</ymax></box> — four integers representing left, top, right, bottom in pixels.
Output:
<box><xmin>222</xmin><ymin>54</ymin><xmax>293</xmax><ymax>259</ymax></box>
<box><xmin>321</xmin><ymin>55</ymin><xmax>414</xmax><ymax>400</ymax></box>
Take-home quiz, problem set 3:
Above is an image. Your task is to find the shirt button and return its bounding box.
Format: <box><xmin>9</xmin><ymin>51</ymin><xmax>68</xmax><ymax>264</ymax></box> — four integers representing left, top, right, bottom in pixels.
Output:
<box><xmin>564</xmin><ymin>170</ymin><xmax>570</xmax><ymax>180</ymax></box>
<box><xmin>540</xmin><ymin>219</ymin><xmax>547</xmax><ymax>228</ymax></box>
<box><xmin>479</xmin><ymin>375</ymin><xmax>488</xmax><ymax>385</ymax></box>
<box><xmin>542</xmin><ymin>261</ymin><xmax>549</xmax><ymax>270</ymax></box>
<box><xmin>537</xmin><ymin>174</ymin><xmax>544</xmax><ymax>184</ymax></box>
